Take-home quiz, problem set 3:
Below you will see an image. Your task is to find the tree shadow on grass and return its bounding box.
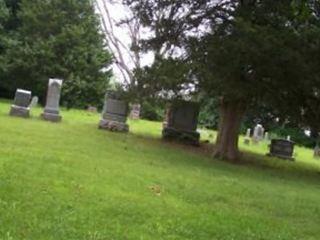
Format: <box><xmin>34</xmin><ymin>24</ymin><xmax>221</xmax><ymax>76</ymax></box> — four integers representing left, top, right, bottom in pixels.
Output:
<box><xmin>130</xmin><ymin>131</ymin><xmax>320</xmax><ymax>184</ymax></box>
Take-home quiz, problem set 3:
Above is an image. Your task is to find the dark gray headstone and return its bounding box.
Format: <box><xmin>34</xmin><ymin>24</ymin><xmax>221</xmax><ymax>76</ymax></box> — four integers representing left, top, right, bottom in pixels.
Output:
<box><xmin>166</xmin><ymin>101</ymin><xmax>199</xmax><ymax>132</ymax></box>
<box><xmin>99</xmin><ymin>94</ymin><xmax>129</xmax><ymax>132</ymax></box>
<box><xmin>41</xmin><ymin>78</ymin><xmax>63</xmax><ymax>122</ymax></box>
<box><xmin>268</xmin><ymin>139</ymin><xmax>295</xmax><ymax>160</ymax></box>
<box><xmin>105</xmin><ymin>99</ymin><xmax>128</xmax><ymax>118</ymax></box>
<box><xmin>9</xmin><ymin>89</ymin><xmax>32</xmax><ymax>118</ymax></box>
<box><xmin>13</xmin><ymin>89</ymin><xmax>31</xmax><ymax>108</ymax></box>
<box><xmin>163</xmin><ymin>101</ymin><xmax>200</xmax><ymax>145</ymax></box>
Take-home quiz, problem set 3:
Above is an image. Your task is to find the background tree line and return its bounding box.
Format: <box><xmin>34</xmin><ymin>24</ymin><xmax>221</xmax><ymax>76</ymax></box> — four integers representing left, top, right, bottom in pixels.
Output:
<box><xmin>0</xmin><ymin>0</ymin><xmax>112</xmax><ymax>108</ymax></box>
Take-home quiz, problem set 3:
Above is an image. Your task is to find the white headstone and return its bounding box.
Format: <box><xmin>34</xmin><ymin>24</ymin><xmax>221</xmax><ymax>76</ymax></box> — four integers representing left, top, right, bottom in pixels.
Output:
<box><xmin>314</xmin><ymin>145</ymin><xmax>320</xmax><ymax>159</ymax></box>
<box><xmin>264</xmin><ymin>132</ymin><xmax>269</xmax><ymax>141</ymax></box>
<box><xmin>287</xmin><ymin>135</ymin><xmax>291</xmax><ymax>141</ymax></box>
<box><xmin>246</xmin><ymin>128</ymin><xmax>251</xmax><ymax>138</ymax></box>
<box><xmin>29</xmin><ymin>96</ymin><xmax>39</xmax><ymax>108</ymax></box>
<box><xmin>253</xmin><ymin>124</ymin><xmax>264</xmax><ymax>142</ymax></box>
<box><xmin>129</xmin><ymin>104</ymin><xmax>141</xmax><ymax>120</ymax></box>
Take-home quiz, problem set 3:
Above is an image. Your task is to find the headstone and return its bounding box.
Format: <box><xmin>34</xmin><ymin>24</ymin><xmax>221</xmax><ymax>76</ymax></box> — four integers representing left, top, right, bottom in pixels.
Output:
<box><xmin>287</xmin><ymin>135</ymin><xmax>291</xmax><ymax>141</ymax></box>
<box><xmin>244</xmin><ymin>128</ymin><xmax>251</xmax><ymax>145</ymax></box>
<box><xmin>99</xmin><ymin>92</ymin><xmax>129</xmax><ymax>132</ymax></box>
<box><xmin>9</xmin><ymin>89</ymin><xmax>32</xmax><ymax>118</ymax></box>
<box><xmin>314</xmin><ymin>145</ymin><xmax>320</xmax><ymax>159</ymax></box>
<box><xmin>163</xmin><ymin>107</ymin><xmax>171</xmax><ymax>128</ymax></box>
<box><xmin>246</xmin><ymin>128</ymin><xmax>251</xmax><ymax>138</ymax></box>
<box><xmin>264</xmin><ymin>132</ymin><xmax>269</xmax><ymax>141</ymax></box>
<box><xmin>87</xmin><ymin>106</ymin><xmax>98</xmax><ymax>113</ymax></box>
<box><xmin>252</xmin><ymin>124</ymin><xmax>265</xmax><ymax>143</ymax></box>
<box><xmin>267</xmin><ymin>139</ymin><xmax>295</xmax><ymax>160</ymax></box>
<box><xmin>29</xmin><ymin>96</ymin><xmax>39</xmax><ymax>108</ymax></box>
<box><xmin>129</xmin><ymin>104</ymin><xmax>141</xmax><ymax>120</ymax></box>
<box><xmin>41</xmin><ymin>78</ymin><xmax>63</xmax><ymax>122</ymax></box>
<box><xmin>162</xmin><ymin>100</ymin><xmax>200</xmax><ymax>146</ymax></box>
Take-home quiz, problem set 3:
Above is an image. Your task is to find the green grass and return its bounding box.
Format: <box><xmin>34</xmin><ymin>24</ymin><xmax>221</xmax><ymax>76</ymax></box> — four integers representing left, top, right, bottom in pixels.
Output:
<box><xmin>0</xmin><ymin>100</ymin><xmax>320</xmax><ymax>240</ymax></box>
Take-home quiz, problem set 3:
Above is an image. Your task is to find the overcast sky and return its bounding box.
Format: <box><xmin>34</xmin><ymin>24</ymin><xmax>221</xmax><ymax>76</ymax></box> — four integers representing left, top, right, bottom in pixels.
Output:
<box><xmin>95</xmin><ymin>0</ymin><xmax>154</xmax><ymax>83</ymax></box>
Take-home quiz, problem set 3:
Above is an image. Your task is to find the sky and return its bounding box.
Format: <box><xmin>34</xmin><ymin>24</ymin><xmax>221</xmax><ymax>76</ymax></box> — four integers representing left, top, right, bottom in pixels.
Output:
<box><xmin>95</xmin><ymin>0</ymin><xmax>154</xmax><ymax>84</ymax></box>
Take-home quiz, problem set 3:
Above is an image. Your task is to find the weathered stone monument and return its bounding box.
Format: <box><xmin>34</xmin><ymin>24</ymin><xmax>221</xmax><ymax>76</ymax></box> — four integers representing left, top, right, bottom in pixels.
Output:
<box><xmin>244</xmin><ymin>128</ymin><xmax>251</xmax><ymax>145</ymax></box>
<box><xmin>99</xmin><ymin>92</ymin><xmax>129</xmax><ymax>132</ymax></box>
<box><xmin>29</xmin><ymin>96</ymin><xmax>39</xmax><ymax>108</ymax></box>
<box><xmin>129</xmin><ymin>104</ymin><xmax>141</xmax><ymax>120</ymax></box>
<box><xmin>41</xmin><ymin>78</ymin><xmax>63</xmax><ymax>122</ymax></box>
<box><xmin>87</xmin><ymin>106</ymin><xmax>98</xmax><ymax>113</ymax></box>
<box><xmin>267</xmin><ymin>139</ymin><xmax>295</xmax><ymax>160</ymax></box>
<box><xmin>314</xmin><ymin>145</ymin><xmax>320</xmax><ymax>159</ymax></box>
<box><xmin>252</xmin><ymin>124</ymin><xmax>265</xmax><ymax>144</ymax></box>
<box><xmin>264</xmin><ymin>132</ymin><xmax>269</xmax><ymax>141</ymax></box>
<box><xmin>162</xmin><ymin>100</ymin><xmax>200</xmax><ymax>145</ymax></box>
<box><xmin>9</xmin><ymin>89</ymin><xmax>32</xmax><ymax>118</ymax></box>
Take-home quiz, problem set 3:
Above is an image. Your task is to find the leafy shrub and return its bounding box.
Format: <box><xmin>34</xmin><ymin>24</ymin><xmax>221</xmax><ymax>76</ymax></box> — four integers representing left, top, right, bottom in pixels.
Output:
<box><xmin>271</xmin><ymin>127</ymin><xmax>315</xmax><ymax>148</ymax></box>
<box><xmin>140</xmin><ymin>101</ymin><xmax>164</xmax><ymax>121</ymax></box>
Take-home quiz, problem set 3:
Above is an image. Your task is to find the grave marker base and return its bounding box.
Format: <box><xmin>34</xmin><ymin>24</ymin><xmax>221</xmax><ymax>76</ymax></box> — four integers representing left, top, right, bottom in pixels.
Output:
<box><xmin>266</xmin><ymin>153</ymin><xmax>295</xmax><ymax>161</ymax></box>
<box><xmin>41</xmin><ymin>112</ymin><xmax>62</xmax><ymax>122</ymax></box>
<box><xmin>99</xmin><ymin>119</ymin><xmax>129</xmax><ymax>132</ymax></box>
<box><xmin>162</xmin><ymin>127</ymin><xmax>200</xmax><ymax>146</ymax></box>
<box><xmin>9</xmin><ymin>105</ymin><xmax>30</xmax><ymax>118</ymax></box>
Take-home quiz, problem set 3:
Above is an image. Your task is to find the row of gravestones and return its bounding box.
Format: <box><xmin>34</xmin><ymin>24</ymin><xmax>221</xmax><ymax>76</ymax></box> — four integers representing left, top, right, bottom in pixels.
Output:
<box><xmin>98</xmin><ymin>93</ymin><xmax>298</xmax><ymax>160</ymax></box>
<box><xmin>8</xmin><ymin>83</ymin><xmax>301</xmax><ymax>161</ymax></box>
<box><xmin>9</xmin><ymin>79</ymin><xmax>63</xmax><ymax>122</ymax></box>
<box><xmin>244</xmin><ymin>124</ymin><xmax>297</xmax><ymax>161</ymax></box>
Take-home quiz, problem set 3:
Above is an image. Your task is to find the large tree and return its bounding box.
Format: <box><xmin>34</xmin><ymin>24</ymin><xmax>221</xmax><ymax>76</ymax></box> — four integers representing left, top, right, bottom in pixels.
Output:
<box><xmin>124</xmin><ymin>0</ymin><xmax>320</xmax><ymax>161</ymax></box>
<box><xmin>0</xmin><ymin>0</ymin><xmax>9</xmax><ymax>69</ymax></box>
<box><xmin>1</xmin><ymin>0</ymin><xmax>113</xmax><ymax>108</ymax></box>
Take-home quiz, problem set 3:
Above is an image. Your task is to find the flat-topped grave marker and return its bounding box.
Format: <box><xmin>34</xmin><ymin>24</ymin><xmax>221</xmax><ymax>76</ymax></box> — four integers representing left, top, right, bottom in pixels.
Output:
<box><xmin>162</xmin><ymin>100</ymin><xmax>200</xmax><ymax>146</ymax></box>
<box><xmin>267</xmin><ymin>139</ymin><xmax>295</xmax><ymax>161</ymax></box>
<box><xmin>41</xmin><ymin>78</ymin><xmax>63</xmax><ymax>122</ymax></box>
<box><xmin>244</xmin><ymin>128</ymin><xmax>251</xmax><ymax>145</ymax></box>
<box><xmin>9</xmin><ymin>89</ymin><xmax>32</xmax><ymax>118</ymax></box>
<box><xmin>99</xmin><ymin>92</ymin><xmax>129</xmax><ymax>132</ymax></box>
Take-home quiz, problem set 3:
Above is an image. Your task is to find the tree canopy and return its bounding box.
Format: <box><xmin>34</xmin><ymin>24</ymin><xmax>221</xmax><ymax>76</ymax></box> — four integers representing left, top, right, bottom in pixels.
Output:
<box><xmin>0</xmin><ymin>0</ymin><xmax>113</xmax><ymax>108</ymax></box>
<box><xmin>124</xmin><ymin>0</ymin><xmax>320</xmax><ymax>161</ymax></box>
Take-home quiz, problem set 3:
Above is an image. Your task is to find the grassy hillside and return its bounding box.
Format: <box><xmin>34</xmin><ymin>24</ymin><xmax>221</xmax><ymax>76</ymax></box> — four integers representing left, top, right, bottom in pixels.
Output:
<box><xmin>0</xmin><ymin>100</ymin><xmax>319</xmax><ymax>240</ymax></box>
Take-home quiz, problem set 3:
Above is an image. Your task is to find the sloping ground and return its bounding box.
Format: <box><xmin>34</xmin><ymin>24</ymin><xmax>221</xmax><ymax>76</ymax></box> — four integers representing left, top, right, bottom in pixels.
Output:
<box><xmin>0</xmin><ymin>100</ymin><xmax>319</xmax><ymax>240</ymax></box>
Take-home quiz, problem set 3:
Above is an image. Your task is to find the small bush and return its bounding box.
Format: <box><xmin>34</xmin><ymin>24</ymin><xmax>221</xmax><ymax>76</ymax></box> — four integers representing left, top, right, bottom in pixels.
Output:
<box><xmin>140</xmin><ymin>101</ymin><xmax>164</xmax><ymax>121</ymax></box>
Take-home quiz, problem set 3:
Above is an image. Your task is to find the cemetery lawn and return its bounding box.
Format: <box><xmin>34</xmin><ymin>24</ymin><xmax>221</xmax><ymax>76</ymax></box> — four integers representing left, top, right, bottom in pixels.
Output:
<box><xmin>0</xmin><ymin>100</ymin><xmax>320</xmax><ymax>240</ymax></box>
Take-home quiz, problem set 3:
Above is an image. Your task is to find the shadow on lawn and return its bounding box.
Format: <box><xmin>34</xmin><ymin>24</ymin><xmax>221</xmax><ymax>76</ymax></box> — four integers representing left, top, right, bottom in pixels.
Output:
<box><xmin>131</xmin><ymin>131</ymin><xmax>320</xmax><ymax>184</ymax></box>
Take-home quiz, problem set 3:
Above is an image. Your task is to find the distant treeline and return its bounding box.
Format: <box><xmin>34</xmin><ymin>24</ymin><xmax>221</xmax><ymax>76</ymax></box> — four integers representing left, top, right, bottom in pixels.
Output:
<box><xmin>0</xmin><ymin>0</ymin><xmax>112</xmax><ymax>108</ymax></box>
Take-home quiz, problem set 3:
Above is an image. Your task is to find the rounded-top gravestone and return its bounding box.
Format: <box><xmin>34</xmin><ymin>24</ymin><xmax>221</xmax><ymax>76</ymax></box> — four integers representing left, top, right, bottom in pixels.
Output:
<box><xmin>41</xmin><ymin>78</ymin><xmax>63</xmax><ymax>122</ymax></box>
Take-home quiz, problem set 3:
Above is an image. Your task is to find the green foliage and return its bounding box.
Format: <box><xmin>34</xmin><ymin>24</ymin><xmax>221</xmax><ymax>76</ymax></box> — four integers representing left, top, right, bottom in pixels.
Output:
<box><xmin>198</xmin><ymin>97</ymin><xmax>219</xmax><ymax>130</ymax></box>
<box><xmin>1</xmin><ymin>100</ymin><xmax>320</xmax><ymax>239</ymax></box>
<box><xmin>140</xmin><ymin>100</ymin><xmax>164</xmax><ymax>121</ymax></box>
<box><xmin>271</xmin><ymin>127</ymin><xmax>315</xmax><ymax>148</ymax></box>
<box><xmin>1</xmin><ymin>0</ymin><xmax>112</xmax><ymax>108</ymax></box>
<box><xmin>0</xmin><ymin>0</ymin><xmax>9</xmax><ymax>72</ymax></box>
<box><xmin>124</xmin><ymin>0</ymin><xmax>320</xmax><ymax>156</ymax></box>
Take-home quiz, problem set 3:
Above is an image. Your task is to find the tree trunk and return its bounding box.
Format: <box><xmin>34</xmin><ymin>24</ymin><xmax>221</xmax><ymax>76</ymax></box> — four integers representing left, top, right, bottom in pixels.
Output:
<box><xmin>213</xmin><ymin>99</ymin><xmax>246</xmax><ymax>162</ymax></box>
